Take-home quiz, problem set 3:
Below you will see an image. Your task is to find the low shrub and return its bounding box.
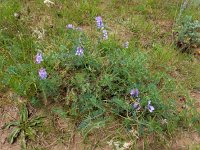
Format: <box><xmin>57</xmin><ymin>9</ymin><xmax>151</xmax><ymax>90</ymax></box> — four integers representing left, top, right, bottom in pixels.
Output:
<box><xmin>175</xmin><ymin>16</ymin><xmax>200</xmax><ymax>53</ymax></box>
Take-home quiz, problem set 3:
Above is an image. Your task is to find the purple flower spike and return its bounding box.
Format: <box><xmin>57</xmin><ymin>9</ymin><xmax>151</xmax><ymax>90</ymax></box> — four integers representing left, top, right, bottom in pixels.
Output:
<box><xmin>75</xmin><ymin>47</ymin><xmax>84</xmax><ymax>56</ymax></box>
<box><xmin>36</xmin><ymin>52</ymin><xmax>43</xmax><ymax>64</ymax></box>
<box><xmin>39</xmin><ymin>68</ymin><xmax>47</xmax><ymax>79</ymax></box>
<box><xmin>103</xmin><ymin>30</ymin><xmax>108</xmax><ymax>40</ymax></box>
<box><xmin>147</xmin><ymin>100</ymin><xmax>155</xmax><ymax>113</ymax></box>
<box><xmin>130</xmin><ymin>88</ymin><xmax>139</xmax><ymax>98</ymax></box>
<box><xmin>130</xmin><ymin>89</ymin><xmax>135</xmax><ymax>97</ymax></box>
<box><xmin>95</xmin><ymin>16</ymin><xmax>104</xmax><ymax>29</ymax></box>
<box><xmin>66</xmin><ymin>24</ymin><xmax>74</xmax><ymax>29</ymax></box>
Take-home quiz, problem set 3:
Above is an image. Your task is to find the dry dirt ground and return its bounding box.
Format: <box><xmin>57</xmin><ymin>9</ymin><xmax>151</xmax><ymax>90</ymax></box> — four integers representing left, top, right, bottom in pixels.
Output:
<box><xmin>171</xmin><ymin>91</ymin><xmax>200</xmax><ymax>150</ymax></box>
<box><xmin>0</xmin><ymin>105</ymin><xmax>21</xmax><ymax>150</ymax></box>
<box><xmin>0</xmin><ymin>91</ymin><xmax>200</xmax><ymax>150</ymax></box>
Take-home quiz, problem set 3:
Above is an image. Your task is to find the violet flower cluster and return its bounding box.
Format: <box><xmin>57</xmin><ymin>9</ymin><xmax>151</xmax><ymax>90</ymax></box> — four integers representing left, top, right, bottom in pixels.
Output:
<box><xmin>35</xmin><ymin>52</ymin><xmax>47</xmax><ymax>80</ymax></box>
<box><xmin>130</xmin><ymin>88</ymin><xmax>139</xmax><ymax>98</ymax></box>
<box><xmin>75</xmin><ymin>47</ymin><xmax>84</xmax><ymax>56</ymax></box>
<box><xmin>95</xmin><ymin>16</ymin><xmax>108</xmax><ymax>40</ymax></box>
<box><xmin>38</xmin><ymin>68</ymin><xmax>47</xmax><ymax>79</ymax></box>
<box><xmin>66</xmin><ymin>24</ymin><xmax>74</xmax><ymax>29</ymax></box>
<box><xmin>36</xmin><ymin>52</ymin><xmax>43</xmax><ymax>64</ymax></box>
<box><xmin>95</xmin><ymin>16</ymin><xmax>104</xmax><ymax>29</ymax></box>
<box><xmin>130</xmin><ymin>88</ymin><xmax>155</xmax><ymax>113</ymax></box>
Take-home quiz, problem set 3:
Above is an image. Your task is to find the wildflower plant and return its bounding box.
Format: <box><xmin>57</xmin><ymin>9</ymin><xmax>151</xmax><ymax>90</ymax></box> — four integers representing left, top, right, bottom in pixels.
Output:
<box><xmin>95</xmin><ymin>16</ymin><xmax>109</xmax><ymax>41</ymax></box>
<box><xmin>2</xmin><ymin>104</ymin><xmax>44</xmax><ymax>149</ymax></box>
<box><xmin>0</xmin><ymin>7</ymin><xmax>199</xmax><ymax>145</ymax></box>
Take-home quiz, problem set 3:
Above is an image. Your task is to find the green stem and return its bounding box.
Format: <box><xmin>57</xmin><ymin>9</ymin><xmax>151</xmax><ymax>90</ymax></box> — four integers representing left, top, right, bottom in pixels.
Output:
<box><xmin>42</xmin><ymin>87</ymin><xmax>47</xmax><ymax>105</ymax></box>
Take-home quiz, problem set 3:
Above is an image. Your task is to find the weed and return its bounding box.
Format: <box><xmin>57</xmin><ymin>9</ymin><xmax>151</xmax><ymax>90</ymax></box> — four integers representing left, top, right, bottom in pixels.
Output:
<box><xmin>2</xmin><ymin>104</ymin><xmax>44</xmax><ymax>149</ymax></box>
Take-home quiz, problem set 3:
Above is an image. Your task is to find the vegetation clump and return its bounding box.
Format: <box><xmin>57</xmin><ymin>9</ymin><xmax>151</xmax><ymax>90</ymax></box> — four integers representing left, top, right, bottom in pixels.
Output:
<box><xmin>175</xmin><ymin>16</ymin><xmax>200</xmax><ymax>53</ymax></box>
<box><xmin>0</xmin><ymin>0</ymin><xmax>200</xmax><ymax>149</ymax></box>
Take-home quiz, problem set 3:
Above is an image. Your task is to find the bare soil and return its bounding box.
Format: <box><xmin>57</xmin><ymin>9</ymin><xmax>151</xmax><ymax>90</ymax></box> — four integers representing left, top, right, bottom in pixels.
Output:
<box><xmin>172</xmin><ymin>131</ymin><xmax>200</xmax><ymax>150</ymax></box>
<box><xmin>191</xmin><ymin>90</ymin><xmax>200</xmax><ymax>113</ymax></box>
<box><xmin>0</xmin><ymin>105</ymin><xmax>21</xmax><ymax>150</ymax></box>
<box><xmin>171</xmin><ymin>91</ymin><xmax>200</xmax><ymax>149</ymax></box>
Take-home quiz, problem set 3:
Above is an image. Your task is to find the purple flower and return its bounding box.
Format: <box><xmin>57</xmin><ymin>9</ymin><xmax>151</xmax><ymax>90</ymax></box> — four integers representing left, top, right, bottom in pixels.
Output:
<box><xmin>103</xmin><ymin>30</ymin><xmax>108</xmax><ymax>40</ymax></box>
<box><xmin>135</xmin><ymin>88</ymin><xmax>139</xmax><ymax>97</ymax></box>
<box><xmin>75</xmin><ymin>47</ymin><xmax>84</xmax><ymax>56</ymax></box>
<box><xmin>130</xmin><ymin>89</ymin><xmax>135</xmax><ymax>97</ymax></box>
<box><xmin>39</xmin><ymin>68</ymin><xmax>47</xmax><ymax>79</ymax></box>
<box><xmin>124</xmin><ymin>41</ymin><xmax>129</xmax><ymax>48</ymax></box>
<box><xmin>95</xmin><ymin>16</ymin><xmax>104</xmax><ymax>29</ymax></box>
<box><xmin>132</xmin><ymin>98</ymin><xmax>141</xmax><ymax>110</ymax></box>
<box><xmin>132</xmin><ymin>102</ymin><xmax>141</xmax><ymax>110</ymax></box>
<box><xmin>130</xmin><ymin>88</ymin><xmax>139</xmax><ymax>98</ymax></box>
<box><xmin>132</xmin><ymin>103</ymin><xmax>141</xmax><ymax>110</ymax></box>
<box><xmin>147</xmin><ymin>100</ymin><xmax>155</xmax><ymax>113</ymax></box>
<box><xmin>36</xmin><ymin>52</ymin><xmax>43</xmax><ymax>64</ymax></box>
<box><xmin>66</xmin><ymin>24</ymin><xmax>74</xmax><ymax>29</ymax></box>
